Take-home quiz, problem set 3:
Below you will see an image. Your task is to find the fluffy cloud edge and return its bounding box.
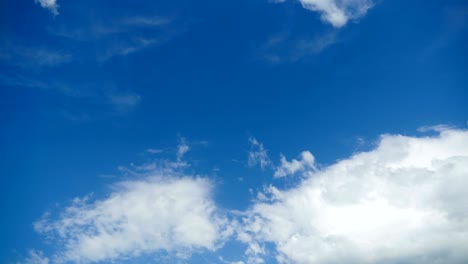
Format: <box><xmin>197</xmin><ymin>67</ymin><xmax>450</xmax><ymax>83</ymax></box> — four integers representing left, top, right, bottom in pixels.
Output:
<box><xmin>35</xmin><ymin>0</ymin><xmax>59</xmax><ymax>15</ymax></box>
<box><xmin>33</xmin><ymin>172</ymin><xmax>232</xmax><ymax>263</ymax></box>
<box><xmin>239</xmin><ymin>128</ymin><xmax>468</xmax><ymax>263</ymax></box>
<box><xmin>274</xmin><ymin>151</ymin><xmax>316</xmax><ymax>178</ymax></box>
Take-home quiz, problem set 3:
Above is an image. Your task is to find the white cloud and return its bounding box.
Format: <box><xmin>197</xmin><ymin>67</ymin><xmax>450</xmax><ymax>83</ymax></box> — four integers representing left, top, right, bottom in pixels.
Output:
<box><xmin>274</xmin><ymin>151</ymin><xmax>316</xmax><ymax>178</ymax></box>
<box><xmin>122</xmin><ymin>16</ymin><xmax>173</xmax><ymax>27</ymax></box>
<box><xmin>34</xmin><ymin>172</ymin><xmax>229</xmax><ymax>263</ymax></box>
<box><xmin>146</xmin><ymin>148</ymin><xmax>164</xmax><ymax>154</ymax></box>
<box><xmin>248</xmin><ymin>137</ymin><xmax>272</xmax><ymax>170</ymax></box>
<box><xmin>177</xmin><ymin>137</ymin><xmax>190</xmax><ymax>161</ymax></box>
<box><xmin>240</xmin><ymin>128</ymin><xmax>468</xmax><ymax>263</ymax></box>
<box><xmin>108</xmin><ymin>92</ymin><xmax>141</xmax><ymax>111</ymax></box>
<box><xmin>97</xmin><ymin>37</ymin><xmax>162</xmax><ymax>62</ymax></box>
<box><xmin>24</xmin><ymin>127</ymin><xmax>468</xmax><ymax>264</ymax></box>
<box><xmin>0</xmin><ymin>43</ymin><xmax>72</xmax><ymax>68</ymax></box>
<box><xmin>35</xmin><ymin>0</ymin><xmax>59</xmax><ymax>16</ymax></box>
<box><xmin>49</xmin><ymin>15</ymin><xmax>183</xmax><ymax>62</ymax></box>
<box><xmin>275</xmin><ymin>0</ymin><xmax>375</xmax><ymax>27</ymax></box>
<box><xmin>18</xmin><ymin>250</ymin><xmax>50</xmax><ymax>264</ymax></box>
<box><xmin>417</xmin><ymin>124</ymin><xmax>455</xmax><ymax>133</ymax></box>
<box><xmin>0</xmin><ymin>74</ymin><xmax>141</xmax><ymax>116</ymax></box>
<box><xmin>258</xmin><ymin>31</ymin><xmax>338</xmax><ymax>64</ymax></box>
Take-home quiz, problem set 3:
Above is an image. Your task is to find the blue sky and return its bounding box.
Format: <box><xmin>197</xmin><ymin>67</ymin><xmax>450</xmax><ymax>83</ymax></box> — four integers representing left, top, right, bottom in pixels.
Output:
<box><xmin>1</xmin><ymin>0</ymin><xmax>467</xmax><ymax>263</ymax></box>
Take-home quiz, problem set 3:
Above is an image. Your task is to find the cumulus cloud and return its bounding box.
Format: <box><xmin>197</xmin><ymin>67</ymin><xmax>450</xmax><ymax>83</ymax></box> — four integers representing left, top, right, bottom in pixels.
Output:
<box><xmin>248</xmin><ymin>137</ymin><xmax>272</xmax><ymax>170</ymax></box>
<box><xmin>274</xmin><ymin>151</ymin><xmax>316</xmax><ymax>178</ymax></box>
<box><xmin>275</xmin><ymin>0</ymin><xmax>375</xmax><ymax>27</ymax></box>
<box><xmin>240</xmin><ymin>128</ymin><xmax>468</xmax><ymax>263</ymax></box>
<box><xmin>34</xmin><ymin>172</ymin><xmax>229</xmax><ymax>263</ymax></box>
<box><xmin>24</xmin><ymin>127</ymin><xmax>468</xmax><ymax>264</ymax></box>
<box><xmin>35</xmin><ymin>0</ymin><xmax>59</xmax><ymax>16</ymax></box>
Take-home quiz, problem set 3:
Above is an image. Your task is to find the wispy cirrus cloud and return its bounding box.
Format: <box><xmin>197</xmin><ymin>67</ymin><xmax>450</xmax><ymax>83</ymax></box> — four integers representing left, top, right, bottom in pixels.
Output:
<box><xmin>107</xmin><ymin>92</ymin><xmax>141</xmax><ymax>113</ymax></box>
<box><xmin>257</xmin><ymin>30</ymin><xmax>338</xmax><ymax>64</ymax></box>
<box><xmin>49</xmin><ymin>14</ymin><xmax>184</xmax><ymax>62</ymax></box>
<box><xmin>0</xmin><ymin>74</ymin><xmax>141</xmax><ymax>116</ymax></box>
<box><xmin>96</xmin><ymin>36</ymin><xmax>163</xmax><ymax>62</ymax></box>
<box><xmin>50</xmin><ymin>15</ymin><xmax>174</xmax><ymax>41</ymax></box>
<box><xmin>121</xmin><ymin>16</ymin><xmax>173</xmax><ymax>28</ymax></box>
<box><xmin>0</xmin><ymin>74</ymin><xmax>82</xmax><ymax>97</ymax></box>
<box><xmin>417</xmin><ymin>124</ymin><xmax>455</xmax><ymax>133</ymax></box>
<box><xmin>146</xmin><ymin>148</ymin><xmax>164</xmax><ymax>154</ymax></box>
<box><xmin>0</xmin><ymin>42</ymin><xmax>72</xmax><ymax>69</ymax></box>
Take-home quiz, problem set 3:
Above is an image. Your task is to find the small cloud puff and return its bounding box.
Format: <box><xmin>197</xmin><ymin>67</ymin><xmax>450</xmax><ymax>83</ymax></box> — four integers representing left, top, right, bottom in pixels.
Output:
<box><xmin>274</xmin><ymin>150</ymin><xmax>316</xmax><ymax>178</ymax></box>
<box><xmin>35</xmin><ymin>0</ymin><xmax>59</xmax><ymax>16</ymax></box>
<box><xmin>274</xmin><ymin>0</ymin><xmax>375</xmax><ymax>27</ymax></box>
<box><xmin>248</xmin><ymin>137</ymin><xmax>272</xmax><ymax>170</ymax></box>
<box><xmin>177</xmin><ymin>137</ymin><xmax>190</xmax><ymax>161</ymax></box>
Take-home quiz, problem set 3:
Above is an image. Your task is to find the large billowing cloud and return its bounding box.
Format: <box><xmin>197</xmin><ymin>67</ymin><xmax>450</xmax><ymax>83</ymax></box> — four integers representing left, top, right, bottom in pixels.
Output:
<box><xmin>275</xmin><ymin>0</ymin><xmax>375</xmax><ymax>27</ymax></box>
<box><xmin>27</xmin><ymin>127</ymin><xmax>468</xmax><ymax>264</ymax></box>
<box><xmin>34</xmin><ymin>173</ymin><xmax>230</xmax><ymax>263</ymax></box>
<box><xmin>239</xmin><ymin>128</ymin><xmax>468</xmax><ymax>263</ymax></box>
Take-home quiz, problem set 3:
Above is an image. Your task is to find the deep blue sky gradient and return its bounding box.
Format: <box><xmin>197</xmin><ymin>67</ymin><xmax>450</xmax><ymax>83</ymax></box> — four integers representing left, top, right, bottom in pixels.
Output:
<box><xmin>0</xmin><ymin>0</ymin><xmax>467</xmax><ymax>262</ymax></box>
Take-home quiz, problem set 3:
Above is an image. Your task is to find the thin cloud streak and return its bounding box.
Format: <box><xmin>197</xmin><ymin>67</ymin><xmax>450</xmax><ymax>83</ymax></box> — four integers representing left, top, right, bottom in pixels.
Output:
<box><xmin>47</xmin><ymin>15</ymin><xmax>185</xmax><ymax>62</ymax></box>
<box><xmin>257</xmin><ymin>31</ymin><xmax>338</xmax><ymax>64</ymax></box>
<box><xmin>0</xmin><ymin>43</ymin><xmax>72</xmax><ymax>69</ymax></box>
<box><xmin>0</xmin><ymin>74</ymin><xmax>141</xmax><ymax>115</ymax></box>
